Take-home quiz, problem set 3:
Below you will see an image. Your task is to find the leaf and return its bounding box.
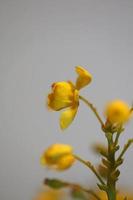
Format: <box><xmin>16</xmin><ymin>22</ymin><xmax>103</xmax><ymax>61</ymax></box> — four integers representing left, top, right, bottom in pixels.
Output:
<box><xmin>102</xmin><ymin>158</ymin><xmax>111</xmax><ymax>168</ymax></box>
<box><xmin>44</xmin><ymin>178</ymin><xmax>68</xmax><ymax>189</ymax></box>
<box><xmin>98</xmin><ymin>164</ymin><xmax>108</xmax><ymax>179</ymax></box>
<box><xmin>97</xmin><ymin>184</ymin><xmax>108</xmax><ymax>191</ymax></box>
<box><xmin>92</xmin><ymin>143</ymin><xmax>108</xmax><ymax>157</ymax></box>
<box><xmin>115</xmin><ymin>158</ymin><xmax>123</xmax><ymax>168</ymax></box>
<box><xmin>71</xmin><ymin>189</ymin><xmax>87</xmax><ymax>200</ymax></box>
<box><xmin>110</xmin><ymin>170</ymin><xmax>120</xmax><ymax>181</ymax></box>
<box><xmin>113</xmin><ymin>145</ymin><xmax>120</xmax><ymax>152</ymax></box>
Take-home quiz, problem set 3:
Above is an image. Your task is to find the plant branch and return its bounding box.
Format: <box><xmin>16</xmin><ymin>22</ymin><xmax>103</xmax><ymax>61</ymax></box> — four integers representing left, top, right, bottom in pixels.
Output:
<box><xmin>106</xmin><ymin>133</ymin><xmax>117</xmax><ymax>200</ymax></box>
<box><xmin>68</xmin><ymin>183</ymin><xmax>102</xmax><ymax>200</ymax></box>
<box><xmin>79</xmin><ymin>95</ymin><xmax>104</xmax><ymax>127</ymax></box>
<box><xmin>114</xmin><ymin>127</ymin><xmax>124</xmax><ymax>147</ymax></box>
<box><xmin>117</xmin><ymin>139</ymin><xmax>133</xmax><ymax>162</ymax></box>
<box><xmin>44</xmin><ymin>178</ymin><xmax>102</xmax><ymax>200</ymax></box>
<box><xmin>74</xmin><ymin>154</ymin><xmax>105</xmax><ymax>186</ymax></box>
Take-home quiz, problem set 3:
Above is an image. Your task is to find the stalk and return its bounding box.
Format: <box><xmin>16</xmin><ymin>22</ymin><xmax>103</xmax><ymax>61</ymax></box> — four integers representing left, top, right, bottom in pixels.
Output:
<box><xmin>106</xmin><ymin>133</ymin><xmax>116</xmax><ymax>200</ymax></box>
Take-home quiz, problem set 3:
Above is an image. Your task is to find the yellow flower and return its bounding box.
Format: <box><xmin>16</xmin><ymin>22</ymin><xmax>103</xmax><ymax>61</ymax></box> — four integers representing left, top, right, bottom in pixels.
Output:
<box><xmin>40</xmin><ymin>144</ymin><xmax>75</xmax><ymax>170</ymax></box>
<box><xmin>47</xmin><ymin>66</ymin><xmax>92</xmax><ymax>129</ymax></box>
<box><xmin>91</xmin><ymin>191</ymin><xmax>133</xmax><ymax>200</ymax></box>
<box><xmin>34</xmin><ymin>189</ymin><xmax>63</xmax><ymax>200</ymax></box>
<box><xmin>105</xmin><ymin>100</ymin><xmax>132</xmax><ymax>125</ymax></box>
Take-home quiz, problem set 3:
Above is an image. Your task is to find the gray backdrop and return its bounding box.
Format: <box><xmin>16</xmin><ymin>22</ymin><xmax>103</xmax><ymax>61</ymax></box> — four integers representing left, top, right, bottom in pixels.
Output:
<box><xmin>0</xmin><ymin>0</ymin><xmax>133</xmax><ymax>200</ymax></box>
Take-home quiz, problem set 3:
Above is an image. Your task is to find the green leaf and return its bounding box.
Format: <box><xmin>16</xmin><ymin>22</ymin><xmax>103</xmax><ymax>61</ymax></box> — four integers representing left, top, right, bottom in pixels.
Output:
<box><xmin>111</xmin><ymin>169</ymin><xmax>120</xmax><ymax>181</ymax></box>
<box><xmin>71</xmin><ymin>189</ymin><xmax>87</xmax><ymax>200</ymax></box>
<box><xmin>97</xmin><ymin>184</ymin><xmax>108</xmax><ymax>191</ymax></box>
<box><xmin>98</xmin><ymin>164</ymin><xmax>108</xmax><ymax>179</ymax></box>
<box><xmin>105</xmin><ymin>132</ymin><xmax>113</xmax><ymax>142</ymax></box>
<box><xmin>102</xmin><ymin>158</ymin><xmax>110</xmax><ymax>168</ymax></box>
<box><xmin>113</xmin><ymin>145</ymin><xmax>120</xmax><ymax>152</ymax></box>
<box><xmin>115</xmin><ymin>158</ymin><xmax>123</xmax><ymax>168</ymax></box>
<box><xmin>44</xmin><ymin>178</ymin><xmax>68</xmax><ymax>189</ymax></box>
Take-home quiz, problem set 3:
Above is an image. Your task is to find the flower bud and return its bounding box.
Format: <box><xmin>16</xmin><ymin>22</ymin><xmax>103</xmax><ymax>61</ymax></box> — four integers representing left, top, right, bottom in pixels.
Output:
<box><xmin>40</xmin><ymin>144</ymin><xmax>75</xmax><ymax>170</ymax></box>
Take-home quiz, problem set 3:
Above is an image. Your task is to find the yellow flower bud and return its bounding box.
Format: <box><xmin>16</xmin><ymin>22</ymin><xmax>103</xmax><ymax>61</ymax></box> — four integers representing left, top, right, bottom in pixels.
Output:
<box><xmin>105</xmin><ymin>100</ymin><xmax>131</xmax><ymax>125</ymax></box>
<box><xmin>56</xmin><ymin>154</ymin><xmax>75</xmax><ymax>170</ymax></box>
<box><xmin>40</xmin><ymin>144</ymin><xmax>75</xmax><ymax>170</ymax></box>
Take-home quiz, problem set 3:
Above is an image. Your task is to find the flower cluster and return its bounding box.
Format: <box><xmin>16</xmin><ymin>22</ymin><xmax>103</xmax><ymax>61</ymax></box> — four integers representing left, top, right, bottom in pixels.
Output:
<box><xmin>40</xmin><ymin>66</ymin><xmax>133</xmax><ymax>200</ymax></box>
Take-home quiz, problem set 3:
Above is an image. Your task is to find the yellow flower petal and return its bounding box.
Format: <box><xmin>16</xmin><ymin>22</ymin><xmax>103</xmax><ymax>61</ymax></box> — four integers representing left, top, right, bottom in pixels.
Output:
<box><xmin>75</xmin><ymin>66</ymin><xmax>92</xmax><ymax>90</ymax></box>
<box><xmin>60</xmin><ymin>105</ymin><xmax>78</xmax><ymax>130</ymax></box>
<box><xmin>47</xmin><ymin>81</ymin><xmax>74</xmax><ymax>111</ymax></box>
<box><xmin>45</xmin><ymin>143</ymin><xmax>73</xmax><ymax>159</ymax></box>
<box><xmin>34</xmin><ymin>189</ymin><xmax>62</xmax><ymax>200</ymax></box>
<box><xmin>48</xmin><ymin>93</ymin><xmax>72</xmax><ymax>111</ymax></box>
<box><xmin>91</xmin><ymin>191</ymin><xmax>133</xmax><ymax>200</ymax></box>
<box><xmin>57</xmin><ymin>154</ymin><xmax>75</xmax><ymax>170</ymax></box>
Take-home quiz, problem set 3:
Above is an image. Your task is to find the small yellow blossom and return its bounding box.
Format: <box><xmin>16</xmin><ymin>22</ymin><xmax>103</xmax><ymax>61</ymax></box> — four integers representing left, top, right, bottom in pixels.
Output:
<box><xmin>40</xmin><ymin>144</ymin><xmax>75</xmax><ymax>170</ymax></box>
<box><xmin>105</xmin><ymin>100</ymin><xmax>131</xmax><ymax>125</ymax></box>
<box><xmin>91</xmin><ymin>191</ymin><xmax>133</xmax><ymax>200</ymax></box>
<box><xmin>34</xmin><ymin>189</ymin><xmax>63</xmax><ymax>200</ymax></box>
<box><xmin>47</xmin><ymin>66</ymin><xmax>92</xmax><ymax>129</ymax></box>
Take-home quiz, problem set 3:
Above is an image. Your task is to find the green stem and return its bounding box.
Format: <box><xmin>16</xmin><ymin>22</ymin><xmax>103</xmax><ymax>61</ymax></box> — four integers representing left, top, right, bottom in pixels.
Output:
<box><xmin>74</xmin><ymin>154</ymin><xmax>105</xmax><ymax>186</ymax></box>
<box><xmin>68</xmin><ymin>183</ymin><xmax>102</xmax><ymax>200</ymax></box>
<box><xmin>117</xmin><ymin>139</ymin><xmax>133</xmax><ymax>162</ymax></box>
<box><xmin>114</xmin><ymin>126</ymin><xmax>123</xmax><ymax>147</ymax></box>
<box><xmin>44</xmin><ymin>178</ymin><xmax>101</xmax><ymax>200</ymax></box>
<box><xmin>106</xmin><ymin>133</ymin><xmax>116</xmax><ymax>200</ymax></box>
<box><xmin>79</xmin><ymin>95</ymin><xmax>104</xmax><ymax>127</ymax></box>
<box><xmin>114</xmin><ymin>132</ymin><xmax>121</xmax><ymax>147</ymax></box>
<box><xmin>82</xmin><ymin>189</ymin><xmax>102</xmax><ymax>200</ymax></box>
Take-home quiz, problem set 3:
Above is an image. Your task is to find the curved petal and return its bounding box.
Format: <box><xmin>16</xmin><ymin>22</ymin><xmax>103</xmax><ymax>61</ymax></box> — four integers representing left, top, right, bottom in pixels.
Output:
<box><xmin>48</xmin><ymin>93</ymin><xmax>72</xmax><ymax>111</ymax></box>
<box><xmin>57</xmin><ymin>154</ymin><xmax>75</xmax><ymax>170</ymax></box>
<box><xmin>60</xmin><ymin>105</ymin><xmax>78</xmax><ymax>130</ymax></box>
<box><xmin>47</xmin><ymin>81</ymin><xmax>75</xmax><ymax>111</ymax></box>
<box><xmin>75</xmin><ymin>66</ymin><xmax>92</xmax><ymax>90</ymax></box>
<box><xmin>52</xmin><ymin>81</ymin><xmax>74</xmax><ymax>100</ymax></box>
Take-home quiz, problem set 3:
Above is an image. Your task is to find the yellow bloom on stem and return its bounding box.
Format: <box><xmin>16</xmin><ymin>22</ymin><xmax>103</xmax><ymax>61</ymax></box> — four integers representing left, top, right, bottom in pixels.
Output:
<box><xmin>34</xmin><ymin>189</ymin><xmax>63</xmax><ymax>200</ymax></box>
<box><xmin>40</xmin><ymin>144</ymin><xmax>75</xmax><ymax>170</ymax></box>
<box><xmin>91</xmin><ymin>191</ymin><xmax>133</xmax><ymax>200</ymax></box>
<box><xmin>105</xmin><ymin>100</ymin><xmax>132</xmax><ymax>125</ymax></box>
<box><xmin>47</xmin><ymin>66</ymin><xmax>92</xmax><ymax>129</ymax></box>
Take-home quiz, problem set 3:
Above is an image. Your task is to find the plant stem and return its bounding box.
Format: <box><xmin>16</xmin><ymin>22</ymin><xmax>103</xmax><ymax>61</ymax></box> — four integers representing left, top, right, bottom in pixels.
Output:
<box><xmin>106</xmin><ymin>133</ymin><xmax>116</xmax><ymax>200</ymax></box>
<box><xmin>68</xmin><ymin>183</ymin><xmax>102</xmax><ymax>200</ymax></box>
<box><xmin>114</xmin><ymin>126</ymin><xmax>123</xmax><ymax>147</ymax></box>
<box><xmin>114</xmin><ymin>132</ymin><xmax>121</xmax><ymax>147</ymax></box>
<box><xmin>79</xmin><ymin>95</ymin><xmax>104</xmax><ymax>127</ymax></box>
<box><xmin>117</xmin><ymin>139</ymin><xmax>133</xmax><ymax>162</ymax></box>
<box><xmin>74</xmin><ymin>154</ymin><xmax>105</xmax><ymax>185</ymax></box>
<box><xmin>81</xmin><ymin>188</ymin><xmax>102</xmax><ymax>200</ymax></box>
<box><xmin>44</xmin><ymin>178</ymin><xmax>102</xmax><ymax>200</ymax></box>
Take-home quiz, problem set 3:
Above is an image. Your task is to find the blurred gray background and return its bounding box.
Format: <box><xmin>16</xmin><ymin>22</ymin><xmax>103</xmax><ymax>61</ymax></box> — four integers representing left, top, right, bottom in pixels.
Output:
<box><xmin>0</xmin><ymin>0</ymin><xmax>133</xmax><ymax>199</ymax></box>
